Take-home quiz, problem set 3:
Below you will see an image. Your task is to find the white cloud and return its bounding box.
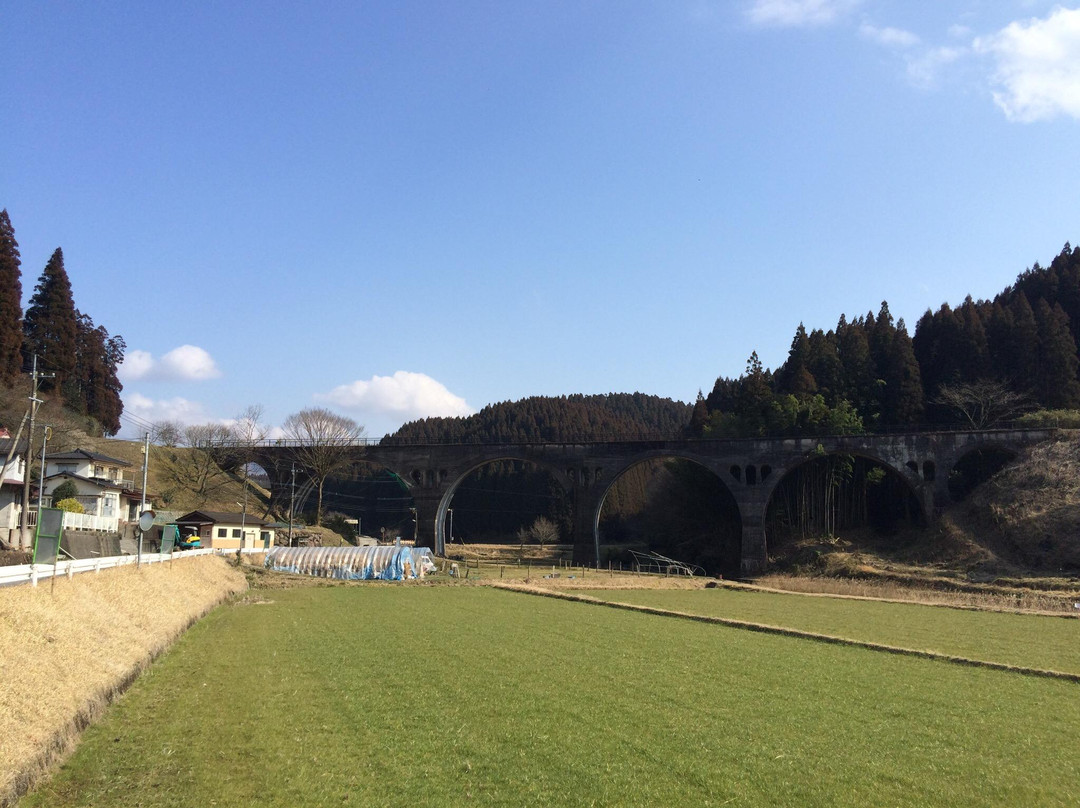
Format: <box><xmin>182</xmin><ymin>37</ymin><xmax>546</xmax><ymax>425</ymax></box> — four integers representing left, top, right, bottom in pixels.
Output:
<box><xmin>315</xmin><ymin>371</ymin><xmax>475</xmax><ymax>422</ymax></box>
<box><xmin>906</xmin><ymin>45</ymin><xmax>966</xmax><ymax>88</ymax></box>
<box><xmin>860</xmin><ymin>23</ymin><xmax>919</xmax><ymax>48</ymax></box>
<box><xmin>118</xmin><ymin>345</ymin><xmax>222</xmax><ymax>382</ymax></box>
<box><xmin>974</xmin><ymin>6</ymin><xmax>1080</xmax><ymax>122</ymax></box>
<box><xmin>124</xmin><ymin>392</ymin><xmax>212</xmax><ymax>425</ymax></box>
<box><xmin>746</xmin><ymin>0</ymin><xmax>861</xmax><ymax>27</ymax></box>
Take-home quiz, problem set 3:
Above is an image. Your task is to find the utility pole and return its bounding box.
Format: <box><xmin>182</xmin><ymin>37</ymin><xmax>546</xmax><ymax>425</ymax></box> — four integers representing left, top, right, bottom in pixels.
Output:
<box><xmin>239</xmin><ymin>476</ymin><xmax>248</xmax><ymax>560</ymax></box>
<box><xmin>20</xmin><ymin>355</ymin><xmax>53</xmax><ymax>550</ymax></box>
<box><xmin>137</xmin><ymin>432</ymin><xmax>149</xmax><ymax>566</ymax></box>
<box><xmin>36</xmin><ymin>425</ymin><xmax>50</xmax><ymax>520</ymax></box>
<box><xmin>288</xmin><ymin>462</ymin><xmax>296</xmax><ymax>547</ymax></box>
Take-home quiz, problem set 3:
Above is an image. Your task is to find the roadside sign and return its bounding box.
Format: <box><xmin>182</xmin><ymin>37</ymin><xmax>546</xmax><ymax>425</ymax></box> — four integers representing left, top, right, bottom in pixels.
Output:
<box><xmin>138</xmin><ymin>510</ymin><xmax>156</xmax><ymax>532</ymax></box>
<box><xmin>32</xmin><ymin>507</ymin><xmax>64</xmax><ymax>565</ymax></box>
<box><xmin>161</xmin><ymin>524</ymin><xmax>179</xmax><ymax>554</ymax></box>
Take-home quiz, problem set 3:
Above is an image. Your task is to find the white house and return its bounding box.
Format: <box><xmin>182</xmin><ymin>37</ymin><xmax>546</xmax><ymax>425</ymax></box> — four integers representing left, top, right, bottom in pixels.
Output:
<box><xmin>41</xmin><ymin>449</ymin><xmax>151</xmax><ymax>532</ymax></box>
<box><xmin>0</xmin><ymin>431</ymin><xmax>27</xmax><ymax>547</ymax></box>
<box><xmin>175</xmin><ymin>510</ymin><xmax>275</xmax><ymax>550</ymax></box>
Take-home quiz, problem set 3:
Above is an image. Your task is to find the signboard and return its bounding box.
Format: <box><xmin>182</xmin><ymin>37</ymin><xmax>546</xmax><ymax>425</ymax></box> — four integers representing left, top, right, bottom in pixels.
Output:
<box><xmin>160</xmin><ymin>523</ymin><xmax>178</xmax><ymax>554</ymax></box>
<box><xmin>32</xmin><ymin>507</ymin><xmax>64</xmax><ymax>565</ymax></box>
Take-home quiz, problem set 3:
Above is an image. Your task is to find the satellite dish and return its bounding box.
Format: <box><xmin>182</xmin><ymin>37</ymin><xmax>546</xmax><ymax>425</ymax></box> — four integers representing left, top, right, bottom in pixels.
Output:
<box><xmin>138</xmin><ymin>510</ymin><xmax>156</xmax><ymax>532</ymax></box>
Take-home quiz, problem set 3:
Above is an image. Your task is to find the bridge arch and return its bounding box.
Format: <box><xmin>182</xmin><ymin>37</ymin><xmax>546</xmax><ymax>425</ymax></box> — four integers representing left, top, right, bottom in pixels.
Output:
<box><xmin>946</xmin><ymin>442</ymin><xmax>1018</xmax><ymax>502</ymax></box>
<box><xmin>595</xmin><ymin>454</ymin><xmax>742</xmax><ymax>577</ymax></box>
<box><xmin>760</xmin><ymin>449</ymin><xmax>925</xmax><ymax>555</ymax></box>
<box><xmin>433</xmin><ymin>456</ymin><xmax>570</xmax><ymax>552</ymax></box>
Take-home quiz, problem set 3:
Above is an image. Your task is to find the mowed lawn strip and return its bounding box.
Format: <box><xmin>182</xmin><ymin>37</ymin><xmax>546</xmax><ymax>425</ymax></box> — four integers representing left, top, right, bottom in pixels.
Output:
<box><xmin>577</xmin><ymin>586</ymin><xmax>1080</xmax><ymax>675</ymax></box>
<box><xmin>23</xmin><ymin>586</ymin><xmax>1080</xmax><ymax>808</ymax></box>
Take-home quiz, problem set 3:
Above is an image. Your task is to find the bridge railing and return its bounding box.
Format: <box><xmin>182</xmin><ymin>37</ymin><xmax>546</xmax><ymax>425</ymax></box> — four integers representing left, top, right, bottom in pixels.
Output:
<box><xmin>193</xmin><ymin>421</ymin><xmax>1065</xmax><ymax>450</ymax></box>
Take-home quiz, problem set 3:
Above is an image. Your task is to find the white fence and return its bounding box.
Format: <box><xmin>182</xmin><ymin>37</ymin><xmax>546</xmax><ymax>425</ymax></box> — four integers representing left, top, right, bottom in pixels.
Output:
<box><xmin>61</xmin><ymin>511</ymin><xmax>119</xmax><ymax>532</ymax></box>
<box><xmin>0</xmin><ymin>547</ymin><xmax>265</xmax><ymax>588</ymax></box>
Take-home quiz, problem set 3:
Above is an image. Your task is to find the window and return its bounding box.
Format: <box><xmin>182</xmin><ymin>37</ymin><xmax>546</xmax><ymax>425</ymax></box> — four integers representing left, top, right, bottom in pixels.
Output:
<box><xmin>217</xmin><ymin>528</ymin><xmax>227</xmax><ymax>538</ymax></box>
<box><xmin>232</xmin><ymin>528</ymin><xmax>241</xmax><ymax>538</ymax></box>
<box><xmin>94</xmin><ymin>465</ymin><xmax>104</xmax><ymax>478</ymax></box>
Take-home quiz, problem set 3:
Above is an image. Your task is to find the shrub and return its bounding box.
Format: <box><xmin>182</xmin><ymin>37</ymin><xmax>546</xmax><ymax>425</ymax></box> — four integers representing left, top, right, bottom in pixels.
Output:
<box><xmin>1016</xmin><ymin>409</ymin><xmax>1080</xmax><ymax>429</ymax></box>
<box><xmin>50</xmin><ymin>480</ymin><xmax>79</xmax><ymax>507</ymax></box>
<box><xmin>55</xmin><ymin>498</ymin><xmax>85</xmax><ymax>514</ymax></box>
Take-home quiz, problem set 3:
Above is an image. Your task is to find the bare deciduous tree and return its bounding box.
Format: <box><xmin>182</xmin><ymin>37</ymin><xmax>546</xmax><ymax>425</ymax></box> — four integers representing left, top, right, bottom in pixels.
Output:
<box><xmin>516</xmin><ymin>515</ymin><xmax>559</xmax><ymax>549</ymax></box>
<box><xmin>150</xmin><ymin>420</ymin><xmax>183</xmax><ymax>447</ymax></box>
<box><xmin>935</xmin><ymin>381</ymin><xmax>1031</xmax><ymax>429</ymax></box>
<box><xmin>171</xmin><ymin>422</ymin><xmax>235</xmax><ymax>501</ymax></box>
<box><xmin>282</xmin><ymin>407</ymin><xmax>365</xmax><ymax>526</ymax></box>
<box><xmin>156</xmin><ymin>406</ymin><xmax>269</xmax><ymax>510</ymax></box>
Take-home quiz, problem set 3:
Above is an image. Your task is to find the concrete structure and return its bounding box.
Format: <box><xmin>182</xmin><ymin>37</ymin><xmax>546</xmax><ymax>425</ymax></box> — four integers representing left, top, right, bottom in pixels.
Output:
<box><xmin>251</xmin><ymin>428</ymin><xmax>1057</xmax><ymax>575</ymax></box>
<box><xmin>175</xmin><ymin>510</ymin><xmax>275</xmax><ymax>550</ymax></box>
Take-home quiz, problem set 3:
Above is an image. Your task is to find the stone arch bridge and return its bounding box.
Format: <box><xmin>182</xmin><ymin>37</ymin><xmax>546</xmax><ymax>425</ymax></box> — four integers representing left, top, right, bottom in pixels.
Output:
<box><xmin>250</xmin><ymin>428</ymin><xmax>1056</xmax><ymax>575</ymax></box>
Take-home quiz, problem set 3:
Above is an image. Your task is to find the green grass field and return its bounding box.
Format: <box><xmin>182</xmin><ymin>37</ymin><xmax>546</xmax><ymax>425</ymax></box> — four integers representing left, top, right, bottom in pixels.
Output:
<box><xmin>578</xmin><ymin>586</ymin><xmax>1080</xmax><ymax>675</ymax></box>
<box><xmin>23</xmin><ymin>585</ymin><xmax>1080</xmax><ymax>807</ymax></box>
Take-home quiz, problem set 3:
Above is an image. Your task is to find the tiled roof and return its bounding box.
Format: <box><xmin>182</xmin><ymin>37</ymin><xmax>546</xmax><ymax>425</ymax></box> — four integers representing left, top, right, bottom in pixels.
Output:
<box><xmin>175</xmin><ymin>510</ymin><xmax>272</xmax><ymax>526</ymax></box>
<box><xmin>47</xmin><ymin>449</ymin><xmax>133</xmax><ymax>467</ymax></box>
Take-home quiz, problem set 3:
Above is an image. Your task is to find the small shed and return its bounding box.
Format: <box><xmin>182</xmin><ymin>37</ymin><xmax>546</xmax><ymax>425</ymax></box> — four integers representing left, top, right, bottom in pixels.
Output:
<box><xmin>175</xmin><ymin>510</ymin><xmax>275</xmax><ymax>550</ymax></box>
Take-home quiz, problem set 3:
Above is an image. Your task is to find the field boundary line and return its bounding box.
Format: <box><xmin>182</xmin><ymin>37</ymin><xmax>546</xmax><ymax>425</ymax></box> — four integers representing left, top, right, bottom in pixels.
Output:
<box><xmin>717</xmin><ymin>580</ymin><xmax>1080</xmax><ymax>619</ymax></box>
<box><xmin>491</xmin><ymin>583</ymin><xmax>1080</xmax><ymax>684</ymax></box>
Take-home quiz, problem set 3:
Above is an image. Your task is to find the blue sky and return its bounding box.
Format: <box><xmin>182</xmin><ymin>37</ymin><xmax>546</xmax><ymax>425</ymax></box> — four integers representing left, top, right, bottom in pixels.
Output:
<box><xmin>4</xmin><ymin>1</ymin><xmax>1079</xmax><ymax>438</ymax></box>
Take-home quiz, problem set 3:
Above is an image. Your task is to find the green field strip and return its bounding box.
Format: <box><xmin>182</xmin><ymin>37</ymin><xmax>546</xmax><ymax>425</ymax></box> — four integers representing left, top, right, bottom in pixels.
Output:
<box><xmin>562</xmin><ymin>584</ymin><xmax>1080</xmax><ymax>676</ymax></box>
<box><xmin>23</xmin><ymin>587</ymin><xmax>1080</xmax><ymax>808</ymax></box>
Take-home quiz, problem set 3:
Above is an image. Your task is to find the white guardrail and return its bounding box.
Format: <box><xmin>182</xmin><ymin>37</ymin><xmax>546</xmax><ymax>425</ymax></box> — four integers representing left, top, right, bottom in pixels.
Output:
<box><xmin>0</xmin><ymin>547</ymin><xmax>266</xmax><ymax>588</ymax></box>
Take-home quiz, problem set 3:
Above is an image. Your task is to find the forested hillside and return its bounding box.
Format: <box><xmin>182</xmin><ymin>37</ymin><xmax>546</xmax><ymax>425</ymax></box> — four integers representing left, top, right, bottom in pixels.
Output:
<box><xmin>692</xmin><ymin>243</ymin><xmax>1080</xmax><ymax>437</ymax></box>
<box><xmin>0</xmin><ymin>209</ymin><xmax>125</xmax><ymax>435</ymax></box>
<box><xmin>390</xmin><ymin>393</ymin><xmax>691</xmax><ymax>443</ymax></box>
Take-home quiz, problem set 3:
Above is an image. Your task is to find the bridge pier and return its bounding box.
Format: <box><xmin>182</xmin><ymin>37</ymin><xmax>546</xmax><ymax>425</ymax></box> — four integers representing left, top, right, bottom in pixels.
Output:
<box><xmin>412</xmin><ymin>493</ymin><xmax>441</xmax><ymax>553</ymax></box>
<box><xmin>736</xmin><ymin>484</ymin><xmax>771</xmax><ymax>577</ymax></box>
<box><xmin>740</xmin><ymin>522</ymin><xmax>768</xmax><ymax>576</ymax></box>
<box><xmin>569</xmin><ymin>487</ymin><xmax>599</xmax><ymax>567</ymax></box>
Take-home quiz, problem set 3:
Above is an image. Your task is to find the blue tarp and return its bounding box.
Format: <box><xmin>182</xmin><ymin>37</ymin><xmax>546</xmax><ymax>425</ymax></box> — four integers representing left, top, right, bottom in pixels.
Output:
<box><xmin>265</xmin><ymin>545</ymin><xmax>437</xmax><ymax>580</ymax></box>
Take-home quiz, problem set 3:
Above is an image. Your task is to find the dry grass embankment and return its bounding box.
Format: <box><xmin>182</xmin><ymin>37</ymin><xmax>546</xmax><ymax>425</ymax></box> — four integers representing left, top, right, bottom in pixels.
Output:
<box><xmin>89</xmin><ymin>437</ymin><xmax>271</xmax><ymax>515</ymax></box>
<box><xmin>963</xmin><ymin>434</ymin><xmax>1080</xmax><ymax>571</ymax></box>
<box><xmin>0</xmin><ymin>555</ymin><xmax>247</xmax><ymax>807</ymax></box>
